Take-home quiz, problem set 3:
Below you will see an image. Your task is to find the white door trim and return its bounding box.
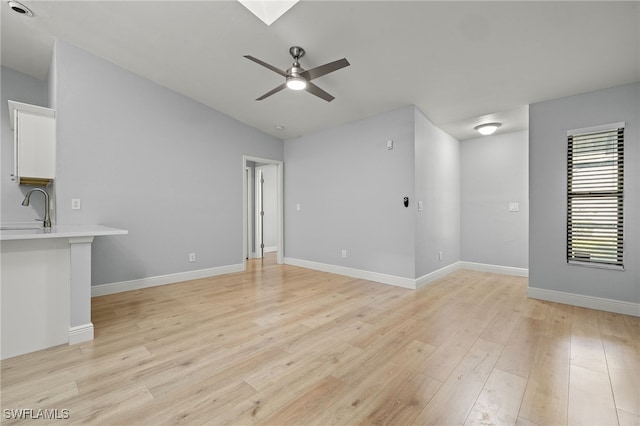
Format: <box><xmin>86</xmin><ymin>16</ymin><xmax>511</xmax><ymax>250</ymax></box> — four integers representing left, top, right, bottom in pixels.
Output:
<box><xmin>244</xmin><ymin>166</ymin><xmax>254</xmax><ymax>259</ymax></box>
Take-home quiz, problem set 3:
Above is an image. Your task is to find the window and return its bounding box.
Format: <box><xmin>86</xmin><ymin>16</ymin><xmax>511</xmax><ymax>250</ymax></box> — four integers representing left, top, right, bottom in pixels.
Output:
<box><xmin>567</xmin><ymin>124</ymin><xmax>624</xmax><ymax>269</ymax></box>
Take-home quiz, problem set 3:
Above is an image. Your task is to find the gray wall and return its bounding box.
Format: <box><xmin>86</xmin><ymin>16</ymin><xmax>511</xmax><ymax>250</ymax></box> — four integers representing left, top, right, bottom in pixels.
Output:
<box><xmin>1</xmin><ymin>66</ymin><xmax>49</xmax><ymax>223</ymax></box>
<box><xmin>50</xmin><ymin>40</ymin><xmax>283</xmax><ymax>285</ymax></box>
<box><xmin>414</xmin><ymin>108</ymin><xmax>460</xmax><ymax>277</ymax></box>
<box><xmin>284</xmin><ymin>106</ymin><xmax>416</xmax><ymax>278</ymax></box>
<box><xmin>461</xmin><ymin>130</ymin><xmax>528</xmax><ymax>269</ymax></box>
<box><xmin>47</xmin><ymin>45</ymin><xmax>57</xmax><ymax>110</ymax></box>
<box><xmin>529</xmin><ymin>82</ymin><xmax>639</xmax><ymax>303</ymax></box>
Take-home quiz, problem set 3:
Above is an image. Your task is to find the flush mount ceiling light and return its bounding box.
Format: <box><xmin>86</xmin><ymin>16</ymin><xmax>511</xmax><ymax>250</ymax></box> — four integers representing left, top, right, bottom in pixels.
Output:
<box><xmin>7</xmin><ymin>0</ymin><xmax>34</xmax><ymax>16</ymax></box>
<box><xmin>237</xmin><ymin>0</ymin><xmax>299</xmax><ymax>25</ymax></box>
<box><xmin>474</xmin><ymin>122</ymin><xmax>502</xmax><ymax>136</ymax></box>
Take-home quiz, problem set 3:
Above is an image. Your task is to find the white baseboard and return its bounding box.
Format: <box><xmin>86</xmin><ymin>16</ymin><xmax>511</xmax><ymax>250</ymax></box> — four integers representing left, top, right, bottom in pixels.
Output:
<box><xmin>459</xmin><ymin>261</ymin><xmax>529</xmax><ymax>277</ymax></box>
<box><xmin>91</xmin><ymin>263</ymin><xmax>245</xmax><ymax>297</ymax></box>
<box><xmin>68</xmin><ymin>323</ymin><xmax>94</xmax><ymax>344</ymax></box>
<box><xmin>416</xmin><ymin>262</ymin><xmax>462</xmax><ymax>288</ymax></box>
<box><xmin>527</xmin><ymin>287</ymin><xmax>640</xmax><ymax>317</ymax></box>
<box><xmin>283</xmin><ymin>258</ymin><xmax>526</xmax><ymax>290</ymax></box>
<box><xmin>264</xmin><ymin>246</ymin><xmax>277</xmax><ymax>253</ymax></box>
<box><xmin>284</xmin><ymin>257</ymin><xmax>417</xmax><ymax>289</ymax></box>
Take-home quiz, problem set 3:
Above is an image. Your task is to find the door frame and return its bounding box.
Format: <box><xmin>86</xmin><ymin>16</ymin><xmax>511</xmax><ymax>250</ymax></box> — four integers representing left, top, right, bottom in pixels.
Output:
<box><xmin>242</xmin><ymin>155</ymin><xmax>284</xmax><ymax>267</ymax></box>
<box><xmin>255</xmin><ymin>166</ymin><xmax>264</xmax><ymax>259</ymax></box>
<box><xmin>244</xmin><ymin>166</ymin><xmax>253</xmax><ymax>259</ymax></box>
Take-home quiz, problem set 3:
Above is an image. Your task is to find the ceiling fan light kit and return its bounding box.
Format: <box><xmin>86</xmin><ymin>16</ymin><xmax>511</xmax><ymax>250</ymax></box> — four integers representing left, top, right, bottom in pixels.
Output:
<box><xmin>286</xmin><ymin>77</ymin><xmax>307</xmax><ymax>90</ymax></box>
<box><xmin>245</xmin><ymin>46</ymin><xmax>350</xmax><ymax>102</ymax></box>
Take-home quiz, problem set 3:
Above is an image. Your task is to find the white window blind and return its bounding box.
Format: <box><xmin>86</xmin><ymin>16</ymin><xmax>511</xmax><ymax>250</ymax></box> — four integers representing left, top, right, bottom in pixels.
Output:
<box><xmin>567</xmin><ymin>126</ymin><xmax>624</xmax><ymax>269</ymax></box>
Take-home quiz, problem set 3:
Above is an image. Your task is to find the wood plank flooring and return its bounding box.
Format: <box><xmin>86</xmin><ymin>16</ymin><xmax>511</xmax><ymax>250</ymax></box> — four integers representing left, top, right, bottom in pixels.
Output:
<box><xmin>2</xmin><ymin>254</ymin><xmax>639</xmax><ymax>425</ymax></box>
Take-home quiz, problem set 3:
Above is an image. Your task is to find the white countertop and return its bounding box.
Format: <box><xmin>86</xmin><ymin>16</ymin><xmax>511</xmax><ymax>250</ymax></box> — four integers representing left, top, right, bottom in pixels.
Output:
<box><xmin>0</xmin><ymin>224</ymin><xmax>128</xmax><ymax>241</ymax></box>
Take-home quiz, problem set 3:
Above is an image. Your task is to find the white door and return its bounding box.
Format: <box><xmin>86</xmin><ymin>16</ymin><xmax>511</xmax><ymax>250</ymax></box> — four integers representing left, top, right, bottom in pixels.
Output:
<box><xmin>256</xmin><ymin>165</ymin><xmax>279</xmax><ymax>258</ymax></box>
<box><xmin>255</xmin><ymin>167</ymin><xmax>264</xmax><ymax>258</ymax></box>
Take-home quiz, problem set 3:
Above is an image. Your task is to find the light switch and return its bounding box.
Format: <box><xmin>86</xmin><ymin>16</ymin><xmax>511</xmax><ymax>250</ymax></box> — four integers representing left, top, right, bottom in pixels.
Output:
<box><xmin>418</xmin><ymin>201</ymin><xmax>424</xmax><ymax>211</ymax></box>
<box><xmin>386</xmin><ymin>140</ymin><xmax>394</xmax><ymax>150</ymax></box>
<box><xmin>509</xmin><ymin>202</ymin><xmax>519</xmax><ymax>212</ymax></box>
<box><xmin>72</xmin><ymin>199</ymin><xmax>81</xmax><ymax>210</ymax></box>
<box><xmin>296</xmin><ymin>203</ymin><xmax>301</xmax><ymax>211</ymax></box>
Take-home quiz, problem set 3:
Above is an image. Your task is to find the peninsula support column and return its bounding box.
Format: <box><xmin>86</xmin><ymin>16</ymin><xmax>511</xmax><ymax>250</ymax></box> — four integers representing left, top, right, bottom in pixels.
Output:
<box><xmin>68</xmin><ymin>236</ymin><xmax>95</xmax><ymax>344</ymax></box>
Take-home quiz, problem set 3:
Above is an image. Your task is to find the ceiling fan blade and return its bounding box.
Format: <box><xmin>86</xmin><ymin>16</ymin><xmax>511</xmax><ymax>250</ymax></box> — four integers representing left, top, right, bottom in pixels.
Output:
<box><xmin>256</xmin><ymin>83</ymin><xmax>287</xmax><ymax>101</ymax></box>
<box><xmin>244</xmin><ymin>55</ymin><xmax>288</xmax><ymax>77</ymax></box>
<box><xmin>305</xmin><ymin>82</ymin><xmax>335</xmax><ymax>102</ymax></box>
<box><xmin>300</xmin><ymin>58</ymin><xmax>350</xmax><ymax>81</ymax></box>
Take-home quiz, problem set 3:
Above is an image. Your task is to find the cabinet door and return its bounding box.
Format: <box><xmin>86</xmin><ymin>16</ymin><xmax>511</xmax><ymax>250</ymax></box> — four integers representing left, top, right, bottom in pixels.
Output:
<box><xmin>16</xmin><ymin>110</ymin><xmax>56</xmax><ymax>179</ymax></box>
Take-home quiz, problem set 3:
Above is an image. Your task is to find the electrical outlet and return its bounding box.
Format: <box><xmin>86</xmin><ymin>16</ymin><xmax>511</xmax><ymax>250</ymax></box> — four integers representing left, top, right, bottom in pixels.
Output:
<box><xmin>71</xmin><ymin>199</ymin><xmax>81</xmax><ymax>210</ymax></box>
<box><xmin>509</xmin><ymin>202</ymin><xmax>520</xmax><ymax>212</ymax></box>
<box><xmin>341</xmin><ymin>249</ymin><xmax>347</xmax><ymax>258</ymax></box>
<box><xmin>189</xmin><ymin>253</ymin><xmax>196</xmax><ymax>262</ymax></box>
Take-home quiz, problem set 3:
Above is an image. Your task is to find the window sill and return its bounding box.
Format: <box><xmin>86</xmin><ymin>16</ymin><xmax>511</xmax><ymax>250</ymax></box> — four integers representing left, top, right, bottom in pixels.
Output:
<box><xmin>568</xmin><ymin>260</ymin><xmax>624</xmax><ymax>272</ymax></box>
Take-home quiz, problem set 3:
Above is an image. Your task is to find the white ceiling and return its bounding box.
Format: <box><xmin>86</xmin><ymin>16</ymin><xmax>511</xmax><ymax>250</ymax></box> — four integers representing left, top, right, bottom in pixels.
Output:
<box><xmin>2</xmin><ymin>1</ymin><xmax>639</xmax><ymax>141</ymax></box>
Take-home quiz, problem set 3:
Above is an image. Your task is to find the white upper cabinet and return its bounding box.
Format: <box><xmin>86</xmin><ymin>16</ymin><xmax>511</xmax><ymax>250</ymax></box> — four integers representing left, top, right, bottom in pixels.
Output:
<box><xmin>8</xmin><ymin>101</ymin><xmax>56</xmax><ymax>185</ymax></box>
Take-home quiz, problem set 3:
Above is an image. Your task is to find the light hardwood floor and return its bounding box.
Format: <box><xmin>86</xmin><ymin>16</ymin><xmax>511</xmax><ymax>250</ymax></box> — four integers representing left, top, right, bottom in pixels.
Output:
<box><xmin>2</xmin><ymin>255</ymin><xmax>639</xmax><ymax>425</ymax></box>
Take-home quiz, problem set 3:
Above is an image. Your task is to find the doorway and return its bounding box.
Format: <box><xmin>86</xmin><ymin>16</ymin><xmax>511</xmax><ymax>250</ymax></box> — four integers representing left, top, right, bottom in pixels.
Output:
<box><xmin>242</xmin><ymin>156</ymin><xmax>283</xmax><ymax>267</ymax></box>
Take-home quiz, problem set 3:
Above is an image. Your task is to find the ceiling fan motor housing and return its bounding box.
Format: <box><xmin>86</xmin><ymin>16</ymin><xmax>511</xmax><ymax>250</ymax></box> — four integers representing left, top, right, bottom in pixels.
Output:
<box><xmin>286</xmin><ymin>65</ymin><xmax>307</xmax><ymax>90</ymax></box>
<box><xmin>287</xmin><ymin>65</ymin><xmax>305</xmax><ymax>79</ymax></box>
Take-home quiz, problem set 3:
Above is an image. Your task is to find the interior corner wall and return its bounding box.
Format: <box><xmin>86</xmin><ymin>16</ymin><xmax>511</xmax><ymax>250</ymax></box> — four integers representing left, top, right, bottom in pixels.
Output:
<box><xmin>414</xmin><ymin>107</ymin><xmax>461</xmax><ymax>278</ymax></box>
<box><xmin>461</xmin><ymin>130</ymin><xmax>528</xmax><ymax>269</ymax></box>
<box><xmin>51</xmin><ymin>40</ymin><xmax>284</xmax><ymax>286</ymax></box>
<box><xmin>0</xmin><ymin>66</ymin><xmax>49</xmax><ymax>223</ymax></box>
<box><xmin>529</xmin><ymin>82</ymin><xmax>639</xmax><ymax>304</ymax></box>
<box><xmin>284</xmin><ymin>106</ymin><xmax>416</xmax><ymax>279</ymax></box>
<box><xmin>47</xmin><ymin>45</ymin><xmax>57</xmax><ymax>110</ymax></box>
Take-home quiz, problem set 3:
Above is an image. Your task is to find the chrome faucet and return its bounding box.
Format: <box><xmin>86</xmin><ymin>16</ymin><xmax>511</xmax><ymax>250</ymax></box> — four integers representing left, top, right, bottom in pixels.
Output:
<box><xmin>22</xmin><ymin>188</ymin><xmax>52</xmax><ymax>228</ymax></box>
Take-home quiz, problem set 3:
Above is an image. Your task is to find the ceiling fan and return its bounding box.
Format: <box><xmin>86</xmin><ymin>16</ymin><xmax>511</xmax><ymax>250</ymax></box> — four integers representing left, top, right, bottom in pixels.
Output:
<box><xmin>244</xmin><ymin>46</ymin><xmax>350</xmax><ymax>102</ymax></box>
